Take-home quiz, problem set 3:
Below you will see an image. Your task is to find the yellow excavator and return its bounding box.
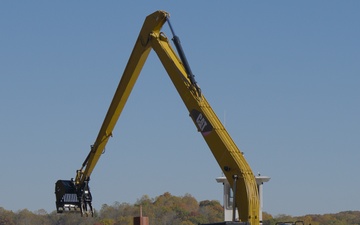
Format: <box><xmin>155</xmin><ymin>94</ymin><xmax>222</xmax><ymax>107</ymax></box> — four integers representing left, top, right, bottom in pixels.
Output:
<box><xmin>55</xmin><ymin>10</ymin><xmax>259</xmax><ymax>225</ymax></box>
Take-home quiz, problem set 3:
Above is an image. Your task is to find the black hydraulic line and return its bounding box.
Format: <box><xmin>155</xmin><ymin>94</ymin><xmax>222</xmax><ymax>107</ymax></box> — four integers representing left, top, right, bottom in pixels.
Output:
<box><xmin>166</xmin><ymin>17</ymin><xmax>201</xmax><ymax>96</ymax></box>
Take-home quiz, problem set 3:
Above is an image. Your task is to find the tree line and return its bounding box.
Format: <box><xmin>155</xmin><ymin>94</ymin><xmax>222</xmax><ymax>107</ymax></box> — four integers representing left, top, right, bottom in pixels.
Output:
<box><xmin>1</xmin><ymin>192</ymin><xmax>359</xmax><ymax>225</ymax></box>
<box><xmin>262</xmin><ymin>211</ymin><xmax>360</xmax><ymax>225</ymax></box>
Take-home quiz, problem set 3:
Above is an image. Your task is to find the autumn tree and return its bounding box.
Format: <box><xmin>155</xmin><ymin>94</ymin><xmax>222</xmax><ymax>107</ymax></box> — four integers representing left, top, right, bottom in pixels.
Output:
<box><xmin>0</xmin><ymin>207</ymin><xmax>15</xmax><ymax>225</ymax></box>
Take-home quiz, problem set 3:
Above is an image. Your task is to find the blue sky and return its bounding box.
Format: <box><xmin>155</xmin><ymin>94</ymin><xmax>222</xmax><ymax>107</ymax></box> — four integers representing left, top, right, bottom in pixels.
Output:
<box><xmin>1</xmin><ymin>1</ymin><xmax>359</xmax><ymax>217</ymax></box>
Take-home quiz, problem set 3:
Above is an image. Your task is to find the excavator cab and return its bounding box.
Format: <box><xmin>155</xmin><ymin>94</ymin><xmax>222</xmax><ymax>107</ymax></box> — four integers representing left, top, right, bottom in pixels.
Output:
<box><xmin>55</xmin><ymin>179</ymin><xmax>94</xmax><ymax>216</ymax></box>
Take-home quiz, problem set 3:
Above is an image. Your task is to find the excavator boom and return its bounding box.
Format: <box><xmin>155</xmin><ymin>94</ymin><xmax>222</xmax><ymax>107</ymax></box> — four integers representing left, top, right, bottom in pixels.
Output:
<box><xmin>55</xmin><ymin>10</ymin><xmax>259</xmax><ymax>224</ymax></box>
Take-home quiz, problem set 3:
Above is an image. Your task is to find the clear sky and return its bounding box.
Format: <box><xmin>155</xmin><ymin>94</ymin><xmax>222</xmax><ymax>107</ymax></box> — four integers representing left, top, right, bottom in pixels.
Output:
<box><xmin>1</xmin><ymin>1</ymin><xmax>359</xmax><ymax>217</ymax></box>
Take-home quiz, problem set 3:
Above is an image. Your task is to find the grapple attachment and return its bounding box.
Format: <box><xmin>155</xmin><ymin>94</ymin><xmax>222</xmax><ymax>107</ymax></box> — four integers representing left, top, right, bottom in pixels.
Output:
<box><xmin>55</xmin><ymin>180</ymin><xmax>81</xmax><ymax>213</ymax></box>
<box><xmin>55</xmin><ymin>179</ymin><xmax>94</xmax><ymax>216</ymax></box>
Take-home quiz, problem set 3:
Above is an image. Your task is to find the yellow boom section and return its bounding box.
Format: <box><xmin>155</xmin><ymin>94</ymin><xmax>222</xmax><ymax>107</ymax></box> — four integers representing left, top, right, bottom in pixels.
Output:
<box><xmin>74</xmin><ymin>11</ymin><xmax>168</xmax><ymax>185</ymax></box>
<box><xmin>150</xmin><ymin>28</ymin><xmax>259</xmax><ymax>224</ymax></box>
<box><xmin>75</xmin><ymin>10</ymin><xmax>259</xmax><ymax>224</ymax></box>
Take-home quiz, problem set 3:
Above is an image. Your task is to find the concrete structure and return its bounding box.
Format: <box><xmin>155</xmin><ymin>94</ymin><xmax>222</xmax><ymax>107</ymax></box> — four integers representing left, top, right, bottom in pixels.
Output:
<box><xmin>216</xmin><ymin>174</ymin><xmax>270</xmax><ymax>224</ymax></box>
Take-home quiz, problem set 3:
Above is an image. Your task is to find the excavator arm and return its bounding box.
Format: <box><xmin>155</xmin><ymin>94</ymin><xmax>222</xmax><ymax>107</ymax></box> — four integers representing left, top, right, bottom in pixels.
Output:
<box><xmin>55</xmin><ymin>10</ymin><xmax>259</xmax><ymax>224</ymax></box>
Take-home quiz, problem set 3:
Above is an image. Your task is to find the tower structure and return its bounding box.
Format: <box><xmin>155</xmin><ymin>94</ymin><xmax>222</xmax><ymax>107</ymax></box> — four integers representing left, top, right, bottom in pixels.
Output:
<box><xmin>216</xmin><ymin>174</ymin><xmax>270</xmax><ymax>224</ymax></box>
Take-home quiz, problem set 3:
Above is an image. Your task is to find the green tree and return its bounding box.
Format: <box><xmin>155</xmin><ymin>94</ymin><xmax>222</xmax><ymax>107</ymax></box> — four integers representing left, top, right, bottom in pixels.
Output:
<box><xmin>198</xmin><ymin>200</ymin><xmax>223</xmax><ymax>224</ymax></box>
<box><xmin>0</xmin><ymin>207</ymin><xmax>16</xmax><ymax>225</ymax></box>
<box><xmin>99</xmin><ymin>218</ymin><xmax>115</xmax><ymax>225</ymax></box>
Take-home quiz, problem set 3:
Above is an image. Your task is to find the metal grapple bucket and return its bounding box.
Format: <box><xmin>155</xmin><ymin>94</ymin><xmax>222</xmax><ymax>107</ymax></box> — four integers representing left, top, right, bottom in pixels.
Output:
<box><xmin>55</xmin><ymin>180</ymin><xmax>80</xmax><ymax>213</ymax></box>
